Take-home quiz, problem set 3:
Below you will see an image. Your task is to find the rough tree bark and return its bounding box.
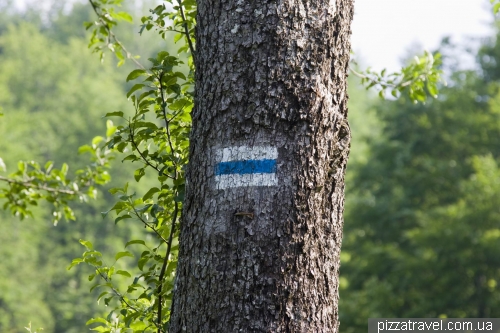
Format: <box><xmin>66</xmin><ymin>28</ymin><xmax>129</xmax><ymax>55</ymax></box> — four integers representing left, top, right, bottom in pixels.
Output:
<box><xmin>170</xmin><ymin>0</ymin><xmax>354</xmax><ymax>331</ymax></box>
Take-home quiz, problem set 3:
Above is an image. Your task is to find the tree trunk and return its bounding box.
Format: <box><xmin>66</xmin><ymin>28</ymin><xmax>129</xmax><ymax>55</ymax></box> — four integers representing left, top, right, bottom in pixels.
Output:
<box><xmin>170</xmin><ymin>0</ymin><xmax>354</xmax><ymax>331</ymax></box>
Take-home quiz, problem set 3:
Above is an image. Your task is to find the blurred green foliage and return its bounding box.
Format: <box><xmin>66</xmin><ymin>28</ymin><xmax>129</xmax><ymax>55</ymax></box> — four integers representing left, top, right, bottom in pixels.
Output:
<box><xmin>0</xmin><ymin>2</ymin><xmax>163</xmax><ymax>332</ymax></box>
<box><xmin>341</xmin><ymin>28</ymin><xmax>500</xmax><ymax>332</ymax></box>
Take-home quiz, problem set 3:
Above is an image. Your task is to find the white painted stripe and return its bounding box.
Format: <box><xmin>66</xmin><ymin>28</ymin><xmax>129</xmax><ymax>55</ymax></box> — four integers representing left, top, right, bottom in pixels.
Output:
<box><xmin>220</xmin><ymin>146</ymin><xmax>277</xmax><ymax>162</ymax></box>
<box><xmin>216</xmin><ymin>173</ymin><xmax>278</xmax><ymax>189</ymax></box>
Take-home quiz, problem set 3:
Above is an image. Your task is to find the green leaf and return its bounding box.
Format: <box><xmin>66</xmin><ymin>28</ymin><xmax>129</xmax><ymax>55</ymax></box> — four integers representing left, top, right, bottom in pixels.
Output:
<box><xmin>115</xmin><ymin>251</ymin><xmax>134</xmax><ymax>261</ymax></box>
<box><xmin>174</xmin><ymin>33</ymin><xmax>183</xmax><ymax>43</ymax></box>
<box><xmin>61</xmin><ymin>163</ymin><xmax>69</xmax><ymax>176</ymax></box>
<box><xmin>115</xmin><ymin>11</ymin><xmax>133</xmax><ymax>23</ymax></box>
<box><xmin>104</xmin><ymin>111</ymin><xmax>124</xmax><ymax>118</ymax></box>
<box><xmin>168</xmin><ymin>98</ymin><xmax>190</xmax><ymax>111</ymax></box>
<box><xmin>427</xmin><ymin>82</ymin><xmax>438</xmax><ymax>98</ymax></box>
<box><xmin>89</xmin><ymin>326</ymin><xmax>109</xmax><ymax>332</ymax></box>
<box><xmin>83</xmin><ymin>21</ymin><xmax>94</xmax><ymax>30</ymax></box>
<box><xmin>18</xmin><ymin>161</ymin><xmax>25</xmax><ymax>173</ymax></box>
<box><xmin>67</xmin><ymin>258</ymin><xmax>84</xmax><ymax>270</ymax></box>
<box><xmin>126</xmin><ymin>84</ymin><xmax>145</xmax><ymax>98</ymax></box>
<box><xmin>80</xmin><ymin>239</ymin><xmax>93</xmax><ymax>250</ymax></box>
<box><xmin>114</xmin><ymin>214</ymin><xmax>132</xmax><ymax>224</ymax></box>
<box><xmin>44</xmin><ymin>161</ymin><xmax>53</xmax><ymax>172</ymax></box>
<box><xmin>134</xmin><ymin>121</ymin><xmax>158</xmax><ymax>129</ymax></box>
<box><xmin>97</xmin><ymin>291</ymin><xmax>109</xmax><ymax>304</ymax></box>
<box><xmin>86</xmin><ymin>317</ymin><xmax>108</xmax><ymax>326</ymax></box>
<box><xmin>134</xmin><ymin>168</ymin><xmax>146</xmax><ymax>182</ymax></box>
<box><xmin>494</xmin><ymin>2</ymin><xmax>500</xmax><ymax>14</ymax></box>
<box><xmin>92</xmin><ymin>136</ymin><xmax>104</xmax><ymax>146</ymax></box>
<box><xmin>150</xmin><ymin>204</ymin><xmax>163</xmax><ymax>218</ymax></box>
<box><xmin>125</xmin><ymin>240</ymin><xmax>146</xmax><ymax>247</ymax></box>
<box><xmin>138</xmin><ymin>257</ymin><xmax>149</xmax><ymax>271</ymax></box>
<box><xmin>64</xmin><ymin>206</ymin><xmax>76</xmax><ymax>221</ymax></box>
<box><xmin>116</xmin><ymin>50</ymin><xmax>124</xmax><ymax>61</ymax></box>
<box><xmin>78</xmin><ymin>145</ymin><xmax>93</xmax><ymax>154</ymax></box>
<box><xmin>119</xmin><ymin>193</ymin><xmax>132</xmax><ymax>201</ymax></box>
<box><xmin>174</xmin><ymin>71</ymin><xmax>187</xmax><ymax>80</ymax></box>
<box><xmin>101</xmin><ymin>208</ymin><xmax>112</xmax><ymax>218</ymax></box>
<box><xmin>126</xmin><ymin>69</ymin><xmax>147</xmax><ymax>82</ymax></box>
<box><xmin>106</xmin><ymin>120</ymin><xmax>117</xmax><ymax>137</ymax></box>
<box><xmin>89</xmin><ymin>283</ymin><xmax>102</xmax><ymax>293</ymax></box>
<box><xmin>163</xmin><ymin>76</ymin><xmax>178</xmax><ymax>86</ymax></box>
<box><xmin>116</xmin><ymin>270</ymin><xmax>132</xmax><ymax>277</ymax></box>
<box><xmin>130</xmin><ymin>321</ymin><xmax>147</xmax><ymax>330</ymax></box>
<box><xmin>116</xmin><ymin>142</ymin><xmax>127</xmax><ymax>152</ymax></box>
<box><xmin>169</xmin><ymin>83</ymin><xmax>181</xmax><ymax>95</ymax></box>
<box><xmin>84</xmin><ymin>250</ymin><xmax>102</xmax><ymax>257</ymax></box>
<box><xmin>137</xmin><ymin>89</ymin><xmax>155</xmax><ymax>102</ymax></box>
<box><xmin>143</xmin><ymin>187</ymin><xmax>160</xmax><ymax>201</ymax></box>
<box><xmin>122</xmin><ymin>154</ymin><xmax>138</xmax><ymax>162</ymax></box>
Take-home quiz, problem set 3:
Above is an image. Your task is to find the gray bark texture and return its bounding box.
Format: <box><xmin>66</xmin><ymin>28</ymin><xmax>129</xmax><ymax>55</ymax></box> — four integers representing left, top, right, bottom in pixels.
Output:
<box><xmin>170</xmin><ymin>0</ymin><xmax>354</xmax><ymax>331</ymax></box>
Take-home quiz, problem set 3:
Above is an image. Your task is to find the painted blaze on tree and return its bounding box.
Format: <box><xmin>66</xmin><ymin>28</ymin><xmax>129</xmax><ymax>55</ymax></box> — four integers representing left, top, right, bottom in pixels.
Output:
<box><xmin>170</xmin><ymin>0</ymin><xmax>354</xmax><ymax>331</ymax></box>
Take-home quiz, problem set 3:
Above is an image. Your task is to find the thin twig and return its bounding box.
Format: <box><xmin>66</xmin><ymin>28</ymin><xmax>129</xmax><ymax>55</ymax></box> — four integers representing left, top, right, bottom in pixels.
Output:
<box><xmin>157</xmin><ymin>75</ymin><xmax>179</xmax><ymax>167</ymax></box>
<box><xmin>177</xmin><ymin>0</ymin><xmax>196</xmax><ymax>63</ymax></box>
<box><xmin>128</xmin><ymin>124</ymin><xmax>173</xmax><ymax>179</ymax></box>
<box><xmin>168</xmin><ymin>104</ymin><xmax>188</xmax><ymax>122</ymax></box>
<box><xmin>95</xmin><ymin>268</ymin><xmax>141</xmax><ymax>313</ymax></box>
<box><xmin>349</xmin><ymin>66</ymin><xmax>398</xmax><ymax>88</ymax></box>
<box><xmin>158</xmin><ymin>72</ymin><xmax>170</xmax><ymax>130</ymax></box>
<box><xmin>94</xmin><ymin>266</ymin><xmax>163</xmax><ymax>332</ymax></box>
<box><xmin>128</xmin><ymin>199</ymin><xmax>170</xmax><ymax>244</ymax></box>
<box><xmin>349</xmin><ymin>65</ymin><xmax>427</xmax><ymax>89</ymax></box>
<box><xmin>88</xmin><ymin>0</ymin><xmax>145</xmax><ymax>70</ymax></box>
<box><xmin>157</xmin><ymin>201</ymin><xmax>179</xmax><ymax>333</ymax></box>
<box><xmin>0</xmin><ymin>175</ymin><xmax>77</xmax><ymax>195</ymax></box>
<box><xmin>167</xmin><ymin>29</ymin><xmax>185</xmax><ymax>34</ymax></box>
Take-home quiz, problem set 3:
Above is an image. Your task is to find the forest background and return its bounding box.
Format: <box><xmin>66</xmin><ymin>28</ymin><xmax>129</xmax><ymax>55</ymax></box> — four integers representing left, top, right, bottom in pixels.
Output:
<box><xmin>1</xmin><ymin>0</ymin><xmax>500</xmax><ymax>332</ymax></box>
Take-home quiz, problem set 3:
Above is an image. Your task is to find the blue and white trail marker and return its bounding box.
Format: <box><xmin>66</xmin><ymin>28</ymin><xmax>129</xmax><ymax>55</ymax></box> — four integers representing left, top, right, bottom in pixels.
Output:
<box><xmin>215</xmin><ymin>146</ymin><xmax>278</xmax><ymax>189</ymax></box>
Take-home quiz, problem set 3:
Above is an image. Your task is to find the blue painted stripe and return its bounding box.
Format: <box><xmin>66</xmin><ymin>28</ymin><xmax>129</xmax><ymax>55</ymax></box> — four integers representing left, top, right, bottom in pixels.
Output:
<box><xmin>215</xmin><ymin>159</ymin><xmax>276</xmax><ymax>176</ymax></box>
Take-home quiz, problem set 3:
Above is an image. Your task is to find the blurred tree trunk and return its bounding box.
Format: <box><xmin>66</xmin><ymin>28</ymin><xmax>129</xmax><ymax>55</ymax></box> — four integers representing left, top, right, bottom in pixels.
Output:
<box><xmin>170</xmin><ymin>0</ymin><xmax>354</xmax><ymax>331</ymax></box>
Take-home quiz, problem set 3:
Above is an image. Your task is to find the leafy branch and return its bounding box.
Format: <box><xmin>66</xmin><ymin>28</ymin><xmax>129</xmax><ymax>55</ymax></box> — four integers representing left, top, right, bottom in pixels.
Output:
<box><xmin>69</xmin><ymin>239</ymin><xmax>164</xmax><ymax>333</ymax></box>
<box><xmin>350</xmin><ymin>51</ymin><xmax>444</xmax><ymax>103</ymax></box>
<box><xmin>0</xmin><ymin>175</ymin><xmax>78</xmax><ymax>195</ymax></box>
<box><xmin>86</xmin><ymin>0</ymin><xmax>144</xmax><ymax>68</ymax></box>
<box><xmin>140</xmin><ymin>0</ymin><xmax>197</xmax><ymax>60</ymax></box>
<box><xmin>0</xmin><ymin>122</ymin><xmax>116</xmax><ymax>224</ymax></box>
<box><xmin>176</xmin><ymin>0</ymin><xmax>196</xmax><ymax>61</ymax></box>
